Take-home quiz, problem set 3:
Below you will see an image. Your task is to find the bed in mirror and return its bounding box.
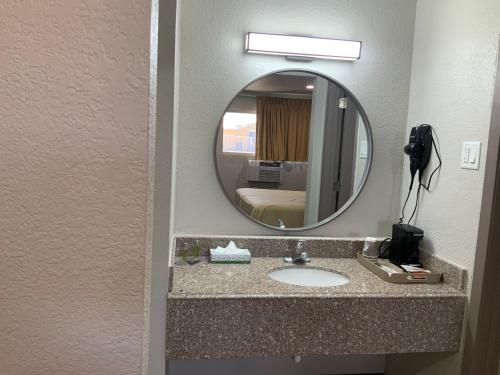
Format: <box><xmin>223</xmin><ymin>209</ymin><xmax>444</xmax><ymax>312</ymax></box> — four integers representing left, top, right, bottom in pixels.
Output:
<box><xmin>214</xmin><ymin>70</ymin><xmax>373</xmax><ymax>231</ymax></box>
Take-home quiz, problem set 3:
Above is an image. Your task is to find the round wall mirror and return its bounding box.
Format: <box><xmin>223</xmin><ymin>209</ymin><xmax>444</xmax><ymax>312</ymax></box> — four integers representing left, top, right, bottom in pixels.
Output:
<box><xmin>214</xmin><ymin>70</ymin><xmax>373</xmax><ymax>231</ymax></box>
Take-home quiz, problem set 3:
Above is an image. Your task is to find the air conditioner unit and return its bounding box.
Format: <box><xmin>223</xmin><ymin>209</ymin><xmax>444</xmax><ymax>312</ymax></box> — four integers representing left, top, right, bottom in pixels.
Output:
<box><xmin>247</xmin><ymin>160</ymin><xmax>283</xmax><ymax>183</ymax></box>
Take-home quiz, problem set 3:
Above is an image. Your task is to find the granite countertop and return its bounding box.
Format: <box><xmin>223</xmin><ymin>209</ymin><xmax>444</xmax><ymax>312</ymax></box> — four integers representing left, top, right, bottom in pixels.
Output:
<box><xmin>168</xmin><ymin>238</ymin><xmax>467</xmax><ymax>359</ymax></box>
<box><xmin>169</xmin><ymin>257</ymin><xmax>465</xmax><ymax>299</ymax></box>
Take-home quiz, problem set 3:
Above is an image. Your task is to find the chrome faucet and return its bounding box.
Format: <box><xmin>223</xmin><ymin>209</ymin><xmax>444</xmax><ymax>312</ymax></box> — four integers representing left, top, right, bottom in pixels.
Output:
<box><xmin>278</xmin><ymin>218</ymin><xmax>286</xmax><ymax>229</ymax></box>
<box><xmin>284</xmin><ymin>240</ymin><xmax>311</xmax><ymax>264</ymax></box>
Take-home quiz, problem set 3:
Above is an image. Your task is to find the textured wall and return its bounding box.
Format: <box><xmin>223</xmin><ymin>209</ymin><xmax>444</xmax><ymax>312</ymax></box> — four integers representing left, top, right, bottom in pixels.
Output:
<box><xmin>387</xmin><ymin>0</ymin><xmax>500</xmax><ymax>374</ymax></box>
<box><xmin>174</xmin><ymin>0</ymin><xmax>417</xmax><ymax>236</ymax></box>
<box><xmin>0</xmin><ymin>1</ymin><xmax>151</xmax><ymax>374</ymax></box>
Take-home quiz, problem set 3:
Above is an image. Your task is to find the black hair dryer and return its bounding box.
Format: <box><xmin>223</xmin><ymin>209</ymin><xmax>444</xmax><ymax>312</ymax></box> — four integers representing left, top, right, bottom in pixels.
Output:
<box><xmin>403</xmin><ymin>124</ymin><xmax>434</xmax><ymax>190</ymax></box>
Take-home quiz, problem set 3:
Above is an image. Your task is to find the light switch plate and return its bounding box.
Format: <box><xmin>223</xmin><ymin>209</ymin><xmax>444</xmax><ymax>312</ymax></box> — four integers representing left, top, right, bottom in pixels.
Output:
<box><xmin>359</xmin><ymin>140</ymin><xmax>368</xmax><ymax>159</ymax></box>
<box><xmin>461</xmin><ymin>141</ymin><xmax>481</xmax><ymax>170</ymax></box>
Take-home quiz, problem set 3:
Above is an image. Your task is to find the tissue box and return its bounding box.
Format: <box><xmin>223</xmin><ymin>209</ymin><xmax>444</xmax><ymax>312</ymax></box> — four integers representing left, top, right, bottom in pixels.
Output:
<box><xmin>209</xmin><ymin>241</ymin><xmax>251</xmax><ymax>264</ymax></box>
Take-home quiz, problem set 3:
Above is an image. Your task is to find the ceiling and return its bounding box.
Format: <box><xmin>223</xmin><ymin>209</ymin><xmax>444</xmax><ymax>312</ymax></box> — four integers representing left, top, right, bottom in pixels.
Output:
<box><xmin>243</xmin><ymin>73</ymin><xmax>316</xmax><ymax>96</ymax></box>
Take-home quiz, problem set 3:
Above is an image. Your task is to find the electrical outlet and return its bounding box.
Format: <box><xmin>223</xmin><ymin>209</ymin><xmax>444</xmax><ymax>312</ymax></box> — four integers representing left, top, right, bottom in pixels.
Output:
<box><xmin>461</xmin><ymin>141</ymin><xmax>481</xmax><ymax>170</ymax></box>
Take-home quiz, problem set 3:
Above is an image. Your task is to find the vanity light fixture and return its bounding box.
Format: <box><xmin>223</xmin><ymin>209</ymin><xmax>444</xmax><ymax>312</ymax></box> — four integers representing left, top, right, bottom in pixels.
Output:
<box><xmin>245</xmin><ymin>32</ymin><xmax>362</xmax><ymax>61</ymax></box>
<box><xmin>306</xmin><ymin>84</ymin><xmax>315</xmax><ymax>90</ymax></box>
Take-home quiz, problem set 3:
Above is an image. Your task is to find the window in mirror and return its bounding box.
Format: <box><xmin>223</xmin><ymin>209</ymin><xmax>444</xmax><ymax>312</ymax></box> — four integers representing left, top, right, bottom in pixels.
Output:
<box><xmin>222</xmin><ymin>112</ymin><xmax>256</xmax><ymax>154</ymax></box>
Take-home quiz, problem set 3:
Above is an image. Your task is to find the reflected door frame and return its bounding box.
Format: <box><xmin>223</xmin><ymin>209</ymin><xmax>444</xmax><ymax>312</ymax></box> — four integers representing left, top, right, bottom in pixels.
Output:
<box><xmin>318</xmin><ymin>83</ymin><xmax>357</xmax><ymax>221</ymax></box>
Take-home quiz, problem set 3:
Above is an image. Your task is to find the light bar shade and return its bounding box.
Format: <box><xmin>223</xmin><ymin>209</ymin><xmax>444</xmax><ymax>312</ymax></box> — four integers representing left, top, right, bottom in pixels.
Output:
<box><xmin>245</xmin><ymin>33</ymin><xmax>361</xmax><ymax>61</ymax></box>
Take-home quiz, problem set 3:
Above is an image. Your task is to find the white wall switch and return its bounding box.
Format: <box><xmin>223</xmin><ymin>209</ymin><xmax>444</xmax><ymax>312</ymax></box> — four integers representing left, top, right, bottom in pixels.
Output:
<box><xmin>461</xmin><ymin>141</ymin><xmax>481</xmax><ymax>170</ymax></box>
<box><xmin>359</xmin><ymin>140</ymin><xmax>368</xmax><ymax>159</ymax></box>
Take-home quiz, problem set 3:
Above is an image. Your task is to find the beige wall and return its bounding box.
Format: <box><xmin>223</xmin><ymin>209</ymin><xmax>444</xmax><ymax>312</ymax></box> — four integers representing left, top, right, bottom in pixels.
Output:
<box><xmin>0</xmin><ymin>2</ymin><xmax>152</xmax><ymax>374</ymax></box>
<box><xmin>174</xmin><ymin>0</ymin><xmax>417</xmax><ymax>237</ymax></box>
<box><xmin>387</xmin><ymin>0</ymin><xmax>500</xmax><ymax>374</ymax></box>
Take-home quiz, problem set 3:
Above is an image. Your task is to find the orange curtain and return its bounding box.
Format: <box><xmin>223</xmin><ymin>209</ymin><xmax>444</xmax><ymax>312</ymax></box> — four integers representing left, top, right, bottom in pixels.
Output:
<box><xmin>255</xmin><ymin>96</ymin><xmax>311</xmax><ymax>161</ymax></box>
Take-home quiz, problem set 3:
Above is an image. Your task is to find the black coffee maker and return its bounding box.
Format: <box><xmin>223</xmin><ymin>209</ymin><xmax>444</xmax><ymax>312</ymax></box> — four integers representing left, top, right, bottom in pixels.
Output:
<box><xmin>389</xmin><ymin>224</ymin><xmax>424</xmax><ymax>265</ymax></box>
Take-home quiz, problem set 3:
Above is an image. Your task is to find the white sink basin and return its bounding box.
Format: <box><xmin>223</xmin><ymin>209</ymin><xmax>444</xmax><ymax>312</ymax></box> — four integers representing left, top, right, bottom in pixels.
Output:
<box><xmin>268</xmin><ymin>267</ymin><xmax>350</xmax><ymax>287</ymax></box>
